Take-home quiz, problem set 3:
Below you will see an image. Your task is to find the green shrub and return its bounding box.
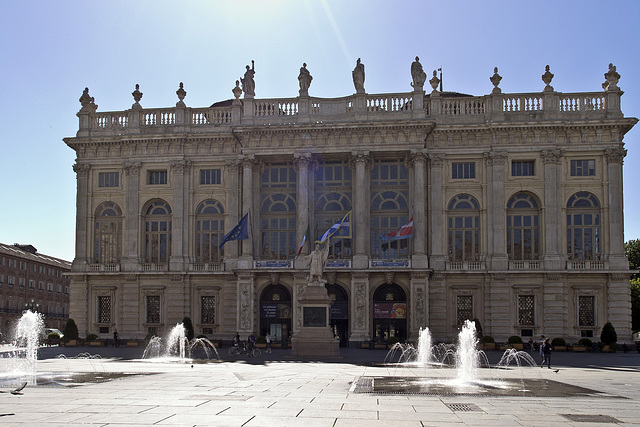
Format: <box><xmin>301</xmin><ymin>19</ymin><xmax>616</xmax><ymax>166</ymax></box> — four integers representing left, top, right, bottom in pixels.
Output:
<box><xmin>182</xmin><ymin>317</ymin><xmax>195</xmax><ymax>341</ymax></box>
<box><xmin>86</xmin><ymin>334</ymin><xmax>99</xmax><ymax>341</ymax></box>
<box><xmin>551</xmin><ymin>337</ymin><xmax>566</xmax><ymax>347</ymax></box>
<box><xmin>578</xmin><ymin>338</ymin><xmax>592</xmax><ymax>347</ymax></box>
<box><xmin>387</xmin><ymin>336</ymin><xmax>400</xmax><ymax>346</ymax></box>
<box><xmin>481</xmin><ymin>335</ymin><xmax>495</xmax><ymax>343</ymax></box>
<box><xmin>507</xmin><ymin>335</ymin><xmax>523</xmax><ymax>344</ymax></box>
<box><xmin>600</xmin><ymin>322</ymin><xmax>617</xmax><ymax>345</ymax></box>
<box><xmin>62</xmin><ymin>318</ymin><xmax>79</xmax><ymax>342</ymax></box>
<box><xmin>47</xmin><ymin>332</ymin><xmax>60</xmax><ymax>339</ymax></box>
<box><xmin>256</xmin><ymin>335</ymin><xmax>266</xmax><ymax>344</ymax></box>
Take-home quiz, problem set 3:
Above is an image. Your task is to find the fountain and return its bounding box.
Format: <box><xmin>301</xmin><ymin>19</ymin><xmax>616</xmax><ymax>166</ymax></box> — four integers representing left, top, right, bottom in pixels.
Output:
<box><xmin>0</xmin><ymin>310</ymin><xmax>44</xmax><ymax>385</ymax></box>
<box><xmin>142</xmin><ymin>323</ymin><xmax>220</xmax><ymax>362</ymax></box>
<box><xmin>355</xmin><ymin>320</ymin><xmax>606</xmax><ymax>397</ymax></box>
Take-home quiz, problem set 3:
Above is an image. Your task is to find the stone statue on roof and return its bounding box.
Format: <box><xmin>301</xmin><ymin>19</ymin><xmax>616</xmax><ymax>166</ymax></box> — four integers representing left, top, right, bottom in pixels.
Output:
<box><xmin>298</xmin><ymin>63</ymin><xmax>312</xmax><ymax>96</ymax></box>
<box><xmin>241</xmin><ymin>60</ymin><xmax>256</xmax><ymax>98</ymax></box>
<box><xmin>352</xmin><ymin>58</ymin><xmax>365</xmax><ymax>94</ymax></box>
<box><xmin>411</xmin><ymin>56</ymin><xmax>427</xmax><ymax>90</ymax></box>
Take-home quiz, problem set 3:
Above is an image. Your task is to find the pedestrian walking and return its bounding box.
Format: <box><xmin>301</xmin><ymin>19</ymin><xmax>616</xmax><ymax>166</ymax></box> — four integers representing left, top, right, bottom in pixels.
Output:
<box><xmin>113</xmin><ymin>329</ymin><xmax>119</xmax><ymax>347</ymax></box>
<box><xmin>539</xmin><ymin>335</ymin><xmax>545</xmax><ymax>362</ymax></box>
<box><xmin>265</xmin><ymin>332</ymin><xmax>272</xmax><ymax>353</ymax></box>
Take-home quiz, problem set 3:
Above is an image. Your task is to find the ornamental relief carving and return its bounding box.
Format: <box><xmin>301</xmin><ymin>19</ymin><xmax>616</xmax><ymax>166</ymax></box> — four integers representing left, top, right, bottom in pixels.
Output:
<box><xmin>170</xmin><ymin>160</ymin><xmax>192</xmax><ymax>174</ymax></box>
<box><xmin>429</xmin><ymin>153</ymin><xmax>446</xmax><ymax>167</ymax></box>
<box><xmin>415</xmin><ymin>287</ymin><xmax>425</xmax><ymax>324</ymax></box>
<box><xmin>349</xmin><ymin>151</ymin><xmax>371</xmax><ymax>170</ymax></box>
<box><xmin>541</xmin><ymin>149</ymin><xmax>563</xmax><ymax>165</ymax></box>
<box><xmin>239</xmin><ymin>282</ymin><xmax>252</xmax><ymax>330</ymax></box>
<box><xmin>73</xmin><ymin>163</ymin><xmax>91</xmax><ymax>177</ymax></box>
<box><xmin>484</xmin><ymin>151</ymin><xmax>507</xmax><ymax>166</ymax></box>
<box><xmin>355</xmin><ymin>283</ymin><xmax>366</xmax><ymax>329</ymax></box>
<box><xmin>293</xmin><ymin>152</ymin><xmax>313</xmax><ymax>172</ymax></box>
<box><xmin>123</xmin><ymin>161</ymin><xmax>142</xmax><ymax>176</ymax></box>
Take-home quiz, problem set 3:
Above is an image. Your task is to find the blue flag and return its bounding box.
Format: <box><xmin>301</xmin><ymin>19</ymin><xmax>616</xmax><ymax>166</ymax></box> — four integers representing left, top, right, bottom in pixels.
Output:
<box><xmin>317</xmin><ymin>211</ymin><xmax>352</xmax><ymax>243</ymax></box>
<box><xmin>219</xmin><ymin>213</ymin><xmax>249</xmax><ymax>248</ymax></box>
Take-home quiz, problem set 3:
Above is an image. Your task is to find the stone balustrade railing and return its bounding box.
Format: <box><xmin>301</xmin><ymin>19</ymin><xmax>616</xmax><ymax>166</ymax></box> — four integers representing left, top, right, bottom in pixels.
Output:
<box><xmin>77</xmin><ymin>87</ymin><xmax>624</xmax><ymax>138</ymax></box>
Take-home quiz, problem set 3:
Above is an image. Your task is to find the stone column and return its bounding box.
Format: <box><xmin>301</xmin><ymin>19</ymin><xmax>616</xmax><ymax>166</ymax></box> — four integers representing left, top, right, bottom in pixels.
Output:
<box><xmin>410</xmin><ymin>150</ymin><xmax>427</xmax><ymax>268</ymax></box>
<box><xmin>170</xmin><ymin>160</ymin><xmax>191</xmax><ymax>271</ymax></box>
<box><xmin>542</xmin><ymin>273</ymin><xmax>568</xmax><ymax>339</ymax></box>
<box><xmin>428</xmin><ymin>154</ymin><xmax>446</xmax><ymax>270</ymax></box>
<box><xmin>348</xmin><ymin>272</ymin><xmax>370</xmax><ymax>344</ymax></box>
<box><xmin>427</xmin><ymin>273</ymin><xmax>446</xmax><ymax>337</ymax></box>
<box><xmin>72</xmin><ymin>163</ymin><xmax>90</xmax><ymax>270</ymax></box>
<box><xmin>225</xmin><ymin>159</ymin><xmax>241</xmax><ymax>262</ymax></box>
<box><xmin>122</xmin><ymin>162</ymin><xmax>141</xmax><ymax>271</ymax></box>
<box><xmin>487</xmin><ymin>151</ymin><xmax>508</xmax><ymax>270</ymax></box>
<box><xmin>240</xmin><ymin>155</ymin><xmax>256</xmax><ymax>260</ymax></box>
<box><xmin>541</xmin><ymin>149</ymin><xmax>564</xmax><ymax>270</ymax></box>
<box><xmin>605</xmin><ymin>147</ymin><xmax>627</xmax><ymax>269</ymax></box>
<box><xmin>350</xmin><ymin>151</ymin><xmax>371</xmax><ymax>269</ymax></box>
<box><xmin>68</xmin><ymin>276</ymin><xmax>88</xmax><ymax>338</ymax></box>
<box><xmin>294</xmin><ymin>153</ymin><xmax>313</xmax><ymax>267</ymax></box>
<box><xmin>607</xmin><ymin>273</ymin><xmax>633</xmax><ymax>342</ymax></box>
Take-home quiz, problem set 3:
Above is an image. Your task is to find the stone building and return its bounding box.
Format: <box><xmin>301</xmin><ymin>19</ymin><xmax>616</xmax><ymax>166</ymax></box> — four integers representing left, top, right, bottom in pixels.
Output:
<box><xmin>0</xmin><ymin>243</ymin><xmax>71</xmax><ymax>337</ymax></box>
<box><xmin>63</xmin><ymin>61</ymin><xmax>637</xmax><ymax>346</ymax></box>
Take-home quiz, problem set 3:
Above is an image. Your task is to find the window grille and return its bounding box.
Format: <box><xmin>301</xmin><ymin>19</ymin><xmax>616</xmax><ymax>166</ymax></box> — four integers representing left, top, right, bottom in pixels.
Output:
<box><xmin>578</xmin><ymin>296</ymin><xmax>595</xmax><ymax>326</ymax></box>
<box><xmin>147</xmin><ymin>295</ymin><xmax>160</xmax><ymax>323</ymax></box>
<box><xmin>456</xmin><ymin>295</ymin><xmax>473</xmax><ymax>325</ymax></box>
<box><xmin>518</xmin><ymin>295</ymin><xmax>535</xmax><ymax>325</ymax></box>
<box><xmin>98</xmin><ymin>296</ymin><xmax>111</xmax><ymax>323</ymax></box>
<box><xmin>201</xmin><ymin>296</ymin><xmax>216</xmax><ymax>324</ymax></box>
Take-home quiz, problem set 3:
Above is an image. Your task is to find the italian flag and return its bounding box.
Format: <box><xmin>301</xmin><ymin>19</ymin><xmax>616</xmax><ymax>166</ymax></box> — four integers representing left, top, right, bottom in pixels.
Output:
<box><xmin>295</xmin><ymin>225</ymin><xmax>311</xmax><ymax>259</ymax></box>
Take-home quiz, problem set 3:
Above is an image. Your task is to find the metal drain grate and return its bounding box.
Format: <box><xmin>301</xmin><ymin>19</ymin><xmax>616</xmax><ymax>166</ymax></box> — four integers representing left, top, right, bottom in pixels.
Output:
<box><xmin>561</xmin><ymin>414</ymin><xmax>621</xmax><ymax>423</ymax></box>
<box><xmin>446</xmin><ymin>403</ymin><xmax>482</xmax><ymax>412</ymax></box>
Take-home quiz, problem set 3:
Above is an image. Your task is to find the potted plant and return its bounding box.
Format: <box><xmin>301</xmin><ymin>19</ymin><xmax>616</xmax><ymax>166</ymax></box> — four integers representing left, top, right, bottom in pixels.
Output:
<box><xmin>507</xmin><ymin>335</ymin><xmax>524</xmax><ymax>350</ymax></box>
<box><xmin>62</xmin><ymin>318</ymin><xmax>79</xmax><ymax>347</ymax></box>
<box><xmin>551</xmin><ymin>337</ymin><xmax>566</xmax><ymax>351</ymax></box>
<box><xmin>571</xmin><ymin>338</ymin><xmax>590</xmax><ymax>351</ymax></box>
<box><xmin>481</xmin><ymin>335</ymin><xmax>495</xmax><ymax>350</ymax></box>
<box><xmin>86</xmin><ymin>333</ymin><xmax>101</xmax><ymax>346</ymax></box>
<box><xmin>255</xmin><ymin>335</ymin><xmax>267</xmax><ymax>348</ymax></box>
<box><xmin>600</xmin><ymin>322</ymin><xmax>618</xmax><ymax>352</ymax></box>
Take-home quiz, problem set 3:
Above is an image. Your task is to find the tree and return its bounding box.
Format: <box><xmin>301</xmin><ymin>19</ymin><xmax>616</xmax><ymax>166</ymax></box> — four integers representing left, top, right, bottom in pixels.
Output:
<box><xmin>62</xmin><ymin>318</ymin><xmax>79</xmax><ymax>342</ymax></box>
<box><xmin>600</xmin><ymin>322</ymin><xmax>617</xmax><ymax>345</ymax></box>
<box><xmin>624</xmin><ymin>239</ymin><xmax>640</xmax><ymax>330</ymax></box>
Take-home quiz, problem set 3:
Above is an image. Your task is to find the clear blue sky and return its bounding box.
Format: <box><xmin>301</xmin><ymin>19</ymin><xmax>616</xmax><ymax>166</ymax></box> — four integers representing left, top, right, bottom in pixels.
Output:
<box><xmin>1</xmin><ymin>0</ymin><xmax>639</xmax><ymax>262</ymax></box>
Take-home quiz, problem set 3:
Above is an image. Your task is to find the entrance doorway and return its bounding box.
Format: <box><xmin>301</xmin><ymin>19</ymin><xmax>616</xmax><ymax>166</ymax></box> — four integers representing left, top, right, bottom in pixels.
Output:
<box><xmin>372</xmin><ymin>283</ymin><xmax>407</xmax><ymax>343</ymax></box>
<box><xmin>326</xmin><ymin>283</ymin><xmax>349</xmax><ymax>347</ymax></box>
<box><xmin>259</xmin><ymin>284</ymin><xmax>292</xmax><ymax>344</ymax></box>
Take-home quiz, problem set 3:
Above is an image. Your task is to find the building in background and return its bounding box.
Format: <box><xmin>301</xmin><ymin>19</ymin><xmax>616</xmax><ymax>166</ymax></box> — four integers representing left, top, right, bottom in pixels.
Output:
<box><xmin>63</xmin><ymin>61</ymin><xmax>637</xmax><ymax>346</ymax></box>
<box><xmin>0</xmin><ymin>243</ymin><xmax>71</xmax><ymax>339</ymax></box>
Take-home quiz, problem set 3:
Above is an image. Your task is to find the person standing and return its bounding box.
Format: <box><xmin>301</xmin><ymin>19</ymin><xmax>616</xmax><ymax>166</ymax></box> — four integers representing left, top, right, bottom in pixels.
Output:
<box><xmin>265</xmin><ymin>332</ymin><xmax>272</xmax><ymax>354</ymax></box>
<box><xmin>247</xmin><ymin>331</ymin><xmax>256</xmax><ymax>356</ymax></box>
<box><xmin>542</xmin><ymin>338</ymin><xmax>552</xmax><ymax>369</ymax></box>
<box><xmin>113</xmin><ymin>329</ymin><xmax>119</xmax><ymax>348</ymax></box>
<box><xmin>539</xmin><ymin>335</ymin><xmax>545</xmax><ymax>362</ymax></box>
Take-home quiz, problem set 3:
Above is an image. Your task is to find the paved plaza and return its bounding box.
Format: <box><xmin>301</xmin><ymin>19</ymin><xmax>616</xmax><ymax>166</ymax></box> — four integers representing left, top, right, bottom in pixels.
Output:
<box><xmin>1</xmin><ymin>345</ymin><xmax>639</xmax><ymax>426</ymax></box>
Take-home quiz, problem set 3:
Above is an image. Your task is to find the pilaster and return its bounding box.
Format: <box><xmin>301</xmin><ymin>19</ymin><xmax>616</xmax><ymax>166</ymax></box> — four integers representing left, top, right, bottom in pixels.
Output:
<box><xmin>605</xmin><ymin>147</ymin><xmax>627</xmax><ymax>269</ymax></box>
<box><xmin>541</xmin><ymin>149</ymin><xmax>565</xmax><ymax>269</ymax></box>
<box><xmin>349</xmin><ymin>272</ymin><xmax>370</xmax><ymax>343</ymax></box>
<box><xmin>169</xmin><ymin>160</ymin><xmax>191</xmax><ymax>271</ymax></box>
<box><xmin>607</xmin><ymin>273</ymin><xmax>632</xmax><ymax>342</ymax></box>
<box><xmin>409</xmin><ymin>150</ymin><xmax>428</xmax><ymax>268</ymax></box>
<box><xmin>122</xmin><ymin>162</ymin><xmax>141</xmax><ymax>271</ymax></box>
<box><xmin>350</xmin><ymin>151</ymin><xmax>371</xmax><ymax>269</ymax></box>
<box><xmin>72</xmin><ymin>163</ymin><xmax>91</xmax><ymax>270</ymax></box>
<box><xmin>428</xmin><ymin>153</ymin><xmax>446</xmax><ymax>270</ymax></box>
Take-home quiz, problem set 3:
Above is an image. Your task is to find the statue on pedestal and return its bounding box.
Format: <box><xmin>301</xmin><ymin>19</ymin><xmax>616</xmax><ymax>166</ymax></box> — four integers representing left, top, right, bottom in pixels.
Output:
<box><xmin>241</xmin><ymin>60</ymin><xmax>256</xmax><ymax>97</ymax></box>
<box><xmin>306</xmin><ymin>242</ymin><xmax>329</xmax><ymax>284</ymax></box>
<box><xmin>411</xmin><ymin>56</ymin><xmax>427</xmax><ymax>90</ymax></box>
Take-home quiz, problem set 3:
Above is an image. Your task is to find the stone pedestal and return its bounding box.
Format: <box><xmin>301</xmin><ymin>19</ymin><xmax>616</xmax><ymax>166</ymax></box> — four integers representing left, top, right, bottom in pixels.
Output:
<box><xmin>291</xmin><ymin>283</ymin><xmax>340</xmax><ymax>357</ymax></box>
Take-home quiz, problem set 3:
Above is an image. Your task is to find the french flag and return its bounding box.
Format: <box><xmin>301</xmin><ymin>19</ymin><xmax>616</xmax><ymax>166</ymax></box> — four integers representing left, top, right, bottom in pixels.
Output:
<box><xmin>381</xmin><ymin>217</ymin><xmax>413</xmax><ymax>241</ymax></box>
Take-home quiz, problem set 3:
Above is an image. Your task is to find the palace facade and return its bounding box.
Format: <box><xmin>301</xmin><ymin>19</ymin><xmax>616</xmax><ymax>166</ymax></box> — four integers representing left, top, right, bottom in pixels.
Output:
<box><xmin>63</xmin><ymin>62</ymin><xmax>637</xmax><ymax>346</ymax></box>
<box><xmin>0</xmin><ymin>243</ymin><xmax>71</xmax><ymax>336</ymax></box>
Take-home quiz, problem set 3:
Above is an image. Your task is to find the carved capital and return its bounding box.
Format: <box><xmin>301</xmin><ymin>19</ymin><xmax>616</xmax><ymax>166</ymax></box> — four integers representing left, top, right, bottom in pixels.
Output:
<box><xmin>408</xmin><ymin>149</ymin><xmax>428</xmax><ymax>168</ymax></box>
<box><xmin>293</xmin><ymin>152</ymin><xmax>313</xmax><ymax>172</ymax></box>
<box><xmin>349</xmin><ymin>151</ymin><xmax>371</xmax><ymax>170</ymax></box>
<box><xmin>72</xmin><ymin>163</ymin><xmax>91</xmax><ymax>177</ymax></box>
<box><xmin>239</xmin><ymin>154</ymin><xmax>257</xmax><ymax>170</ymax></box>
<box><xmin>170</xmin><ymin>160</ymin><xmax>192</xmax><ymax>174</ymax></box>
<box><xmin>484</xmin><ymin>151</ymin><xmax>507</xmax><ymax>166</ymax></box>
<box><xmin>541</xmin><ymin>149</ymin><xmax>563</xmax><ymax>165</ymax></box>
<box><xmin>605</xmin><ymin>147</ymin><xmax>626</xmax><ymax>164</ymax></box>
<box><xmin>226</xmin><ymin>159</ymin><xmax>241</xmax><ymax>174</ymax></box>
<box><xmin>429</xmin><ymin>153</ymin><xmax>446</xmax><ymax>168</ymax></box>
<box><xmin>123</xmin><ymin>161</ymin><xmax>142</xmax><ymax>176</ymax></box>
<box><xmin>609</xmin><ymin>273</ymin><xmax>628</xmax><ymax>282</ymax></box>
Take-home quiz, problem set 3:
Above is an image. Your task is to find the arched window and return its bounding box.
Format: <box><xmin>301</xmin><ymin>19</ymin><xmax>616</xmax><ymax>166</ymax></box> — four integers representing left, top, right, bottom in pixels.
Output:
<box><xmin>195</xmin><ymin>200</ymin><xmax>224</xmax><ymax>263</ymax></box>
<box><xmin>94</xmin><ymin>201</ymin><xmax>122</xmax><ymax>264</ymax></box>
<box><xmin>315</xmin><ymin>192</ymin><xmax>352</xmax><ymax>259</ymax></box>
<box><xmin>261</xmin><ymin>193</ymin><xmax>296</xmax><ymax>259</ymax></box>
<box><xmin>447</xmin><ymin>194</ymin><xmax>480</xmax><ymax>262</ymax></box>
<box><xmin>143</xmin><ymin>200</ymin><xmax>172</xmax><ymax>264</ymax></box>
<box><xmin>506</xmin><ymin>193</ymin><xmax>540</xmax><ymax>260</ymax></box>
<box><xmin>567</xmin><ymin>192</ymin><xmax>600</xmax><ymax>260</ymax></box>
<box><xmin>371</xmin><ymin>191</ymin><xmax>410</xmax><ymax>259</ymax></box>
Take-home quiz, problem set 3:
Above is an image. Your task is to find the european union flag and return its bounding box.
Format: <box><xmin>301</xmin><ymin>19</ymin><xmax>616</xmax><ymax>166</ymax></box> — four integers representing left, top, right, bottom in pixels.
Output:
<box><xmin>219</xmin><ymin>213</ymin><xmax>249</xmax><ymax>248</ymax></box>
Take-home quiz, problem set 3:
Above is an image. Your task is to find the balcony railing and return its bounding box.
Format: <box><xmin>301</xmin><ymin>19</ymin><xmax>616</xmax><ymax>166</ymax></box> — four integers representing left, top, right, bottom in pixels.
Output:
<box><xmin>567</xmin><ymin>260</ymin><xmax>607</xmax><ymax>270</ymax></box>
<box><xmin>189</xmin><ymin>263</ymin><xmax>224</xmax><ymax>272</ymax></box>
<box><xmin>447</xmin><ymin>261</ymin><xmax>485</xmax><ymax>271</ymax></box>
<box><xmin>89</xmin><ymin>264</ymin><xmax>121</xmax><ymax>272</ymax></box>
<box><xmin>141</xmin><ymin>263</ymin><xmax>167</xmax><ymax>272</ymax></box>
<box><xmin>509</xmin><ymin>261</ymin><xmax>542</xmax><ymax>270</ymax></box>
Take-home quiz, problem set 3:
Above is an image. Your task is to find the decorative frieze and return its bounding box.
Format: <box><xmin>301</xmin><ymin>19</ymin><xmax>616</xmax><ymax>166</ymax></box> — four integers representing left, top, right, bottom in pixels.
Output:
<box><xmin>123</xmin><ymin>161</ymin><xmax>142</xmax><ymax>176</ymax></box>
<box><xmin>541</xmin><ymin>148</ymin><xmax>563</xmax><ymax>165</ymax></box>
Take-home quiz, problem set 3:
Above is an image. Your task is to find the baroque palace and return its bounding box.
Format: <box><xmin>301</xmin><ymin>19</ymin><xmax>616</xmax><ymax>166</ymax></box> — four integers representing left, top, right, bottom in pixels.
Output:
<box><xmin>63</xmin><ymin>59</ymin><xmax>637</xmax><ymax>346</ymax></box>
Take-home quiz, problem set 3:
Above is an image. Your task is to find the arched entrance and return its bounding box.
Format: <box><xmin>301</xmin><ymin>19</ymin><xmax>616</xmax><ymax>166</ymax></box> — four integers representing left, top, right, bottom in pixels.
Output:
<box><xmin>372</xmin><ymin>283</ymin><xmax>407</xmax><ymax>343</ymax></box>
<box><xmin>259</xmin><ymin>284</ymin><xmax>292</xmax><ymax>344</ymax></box>
<box><xmin>325</xmin><ymin>283</ymin><xmax>349</xmax><ymax>347</ymax></box>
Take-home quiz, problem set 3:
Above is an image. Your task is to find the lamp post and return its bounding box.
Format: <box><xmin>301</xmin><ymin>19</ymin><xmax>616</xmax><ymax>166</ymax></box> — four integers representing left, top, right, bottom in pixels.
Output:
<box><xmin>24</xmin><ymin>299</ymin><xmax>40</xmax><ymax>313</ymax></box>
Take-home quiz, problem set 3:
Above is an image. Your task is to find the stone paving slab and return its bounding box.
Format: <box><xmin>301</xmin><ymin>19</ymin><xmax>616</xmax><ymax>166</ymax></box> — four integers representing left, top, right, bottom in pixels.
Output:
<box><xmin>1</xmin><ymin>347</ymin><xmax>639</xmax><ymax>426</ymax></box>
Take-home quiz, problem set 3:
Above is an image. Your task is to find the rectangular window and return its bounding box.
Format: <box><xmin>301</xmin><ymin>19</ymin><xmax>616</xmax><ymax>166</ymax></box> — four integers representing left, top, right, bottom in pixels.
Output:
<box><xmin>47</xmin><ymin>283</ymin><xmax>53</xmax><ymax>292</ymax></box>
<box><xmin>571</xmin><ymin>159</ymin><xmax>596</xmax><ymax>176</ymax></box>
<box><xmin>98</xmin><ymin>172</ymin><xmax>119</xmax><ymax>188</ymax></box>
<box><xmin>200</xmin><ymin>169</ymin><xmax>221</xmax><ymax>185</ymax></box>
<box><xmin>8</xmin><ymin>259</ymin><xmax>16</xmax><ymax>267</ymax></box>
<box><xmin>452</xmin><ymin>162</ymin><xmax>476</xmax><ymax>179</ymax></box>
<box><xmin>456</xmin><ymin>295</ymin><xmax>473</xmax><ymax>325</ymax></box>
<box><xmin>146</xmin><ymin>295</ymin><xmax>161</xmax><ymax>323</ymax></box>
<box><xmin>201</xmin><ymin>296</ymin><xmax>217</xmax><ymax>324</ymax></box>
<box><xmin>518</xmin><ymin>295</ymin><xmax>535</xmax><ymax>325</ymax></box>
<box><xmin>512</xmin><ymin>161</ymin><xmax>535</xmax><ymax>176</ymax></box>
<box><xmin>148</xmin><ymin>170</ymin><xmax>168</xmax><ymax>185</ymax></box>
<box><xmin>578</xmin><ymin>295</ymin><xmax>595</xmax><ymax>326</ymax></box>
<box><xmin>98</xmin><ymin>296</ymin><xmax>111</xmax><ymax>323</ymax></box>
<box><xmin>8</xmin><ymin>276</ymin><xmax>15</xmax><ymax>287</ymax></box>
<box><xmin>29</xmin><ymin>280</ymin><xmax>35</xmax><ymax>289</ymax></box>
